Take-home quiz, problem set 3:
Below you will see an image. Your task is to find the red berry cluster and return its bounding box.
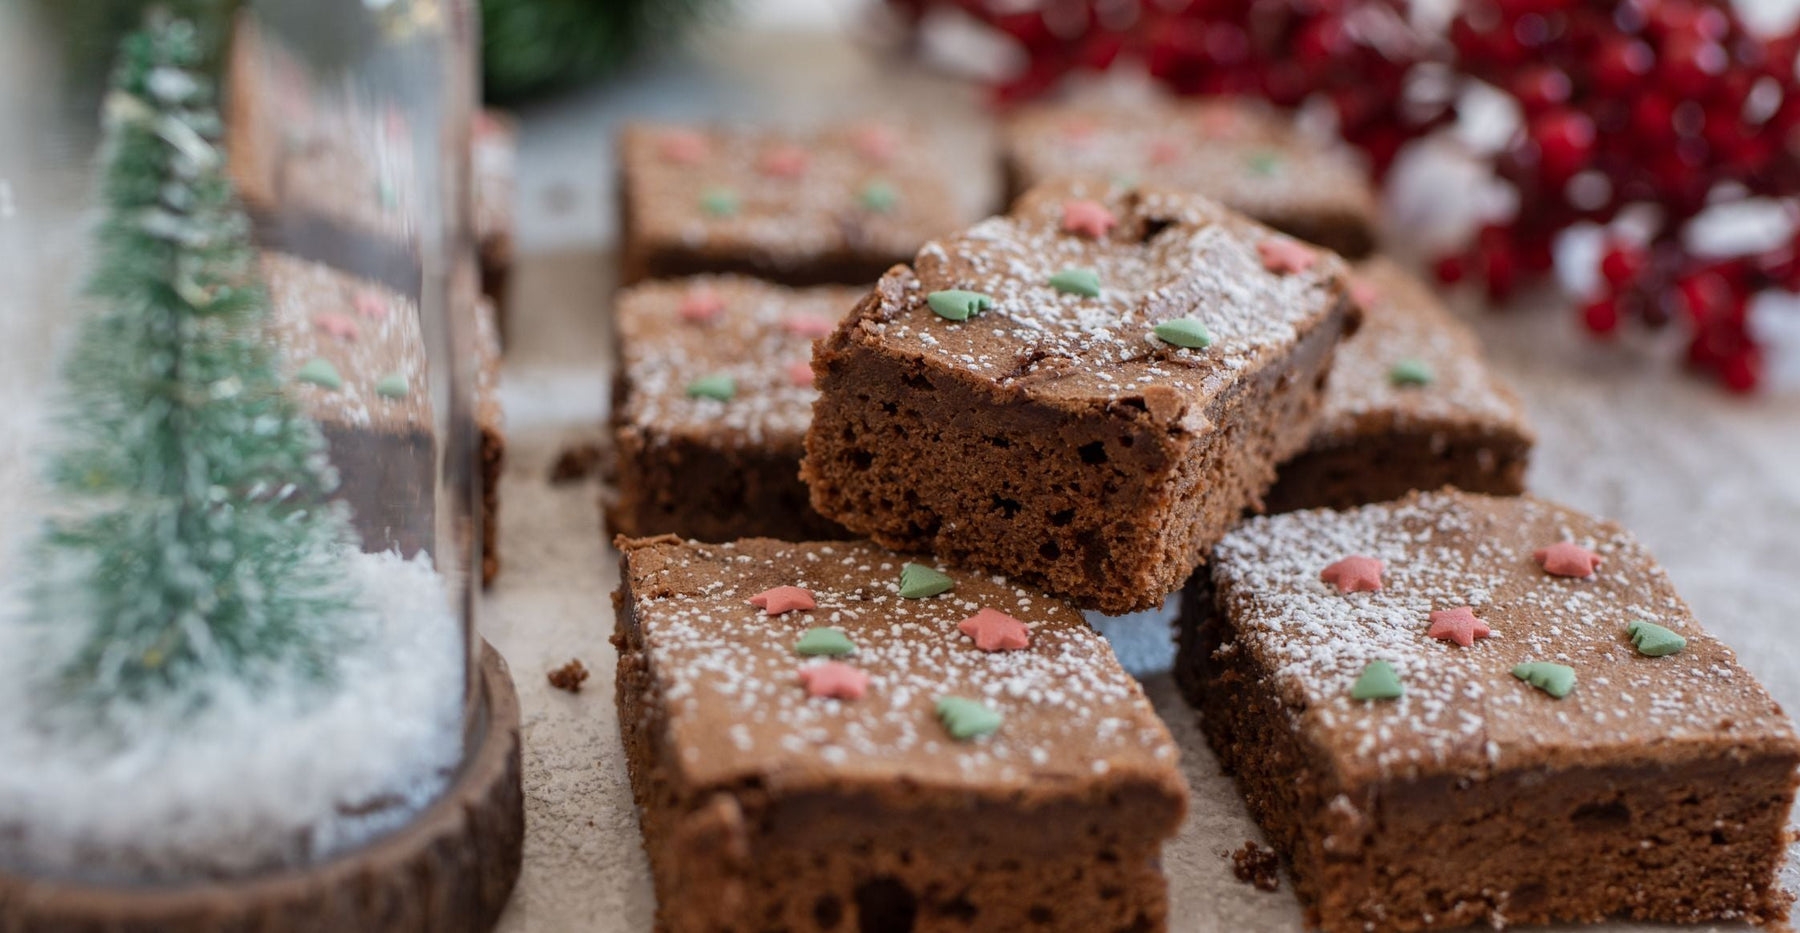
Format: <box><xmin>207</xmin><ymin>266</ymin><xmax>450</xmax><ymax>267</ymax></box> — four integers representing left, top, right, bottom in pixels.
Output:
<box><xmin>1442</xmin><ymin>0</ymin><xmax>1799</xmax><ymax>391</ymax></box>
<box><xmin>886</xmin><ymin>0</ymin><xmax>1800</xmax><ymax>391</ymax></box>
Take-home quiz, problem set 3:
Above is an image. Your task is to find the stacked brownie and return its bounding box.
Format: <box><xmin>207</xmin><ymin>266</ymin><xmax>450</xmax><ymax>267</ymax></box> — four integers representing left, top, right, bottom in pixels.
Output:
<box><xmin>1002</xmin><ymin>98</ymin><xmax>1379</xmax><ymax>258</ymax></box>
<box><xmin>803</xmin><ymin>178</ymin><xmax>1360</xmax><ymax>612</ymax></box>
<box><xmin>1176</xmin><ymin>489</ymin><xmax>1799</xmax><ymax>930</ymax></box>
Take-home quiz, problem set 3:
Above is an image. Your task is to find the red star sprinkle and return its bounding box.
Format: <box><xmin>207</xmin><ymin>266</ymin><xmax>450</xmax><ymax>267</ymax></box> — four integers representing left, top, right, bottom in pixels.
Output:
<box><xmin>678</xmin><ymin>288</ymin><xmax>725</xmax><ymax>324</ymax></box>
<box><xmin>851</xmin><ymin>125</ymin><xmax>897</xmax><ymax>163</ymax></box>
<box><xmin>313</xmin><ymin>312</ymin><xmax>360</xmax><ymax>341</ymax></box>
<box><xmin>1258</xmin><ymin>237</ymin><xmax>1317</xmax><ymax>275</ymax></box>
<box><xmin>1061</xmin><ymin>199</ymin><xmax>1118</xmax><ymax>239</ymax></box>
<box><xmin>1320</xmin><ymin>555</ymin><xmax>1384</xmax><ymax>593</ymax></box>
<box><xmin>749</xmin><ymin>585</ymin><xmax>816</xmax><ymax>616</ymax></box>
<box><xmin>1148</xmin><ymin>138</ymin><xmax>1183</xmax><ymax>165</ymax></box>
<box><xmin>798</xmin><ymin>661</ymin><xmax>869</xmax><ymax>700</ymax></box>
<box><xmin>958</xmin><ymin>608</ymin><xmax>1031</xmax><ymax>652</ymax></box>
<box><xmin>787</xmin><ymin>361</ymin><xmax>815</xmax><ymax>387</ymax></box>
<box><xmin>1350</xmin><ymin>277</ymin><xmax>1381</xmax><ymax>310</ymax></box>
<box><xmin>758</xmin><ymin>145</ymin><xmax>809</xmax><ymax>178</ymax></box>
<box><xmin>1427</xmin><ymin>606</ymin><xmax>1492</xmax><ymax>647</ymax></box>
<box><xmin>659</xmin><ymin>130</ymin><xmax>709</xmax><ymax>164</ymax></box>
<box><xmin>351</xmin><ymin>290</ymin><xmax>388</xmax><ymax>320</ymax></box>
<box><xmin>782</xmin><ymin>313</ymin><xmax>835</xmax><ymax>338</ymax></box>
<box><xmin>1534</xmin><ymin>542</ymin><xmax>1603</xmax><ymax>578</ymax></box>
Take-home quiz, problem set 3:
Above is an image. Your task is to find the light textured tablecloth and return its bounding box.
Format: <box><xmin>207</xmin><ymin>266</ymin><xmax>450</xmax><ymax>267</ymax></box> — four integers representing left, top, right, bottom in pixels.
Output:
<box><xmin>481</xmin><ymin>25</ymin><xmax>1800</xmax><ymax>933</ymax></box>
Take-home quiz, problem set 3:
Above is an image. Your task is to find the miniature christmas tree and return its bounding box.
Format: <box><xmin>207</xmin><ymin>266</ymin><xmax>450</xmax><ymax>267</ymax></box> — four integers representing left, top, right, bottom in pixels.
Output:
<box><xmin>31</xmin><ymin>15</ymin><xmax>356</xmax><ymax>713</ymax></box>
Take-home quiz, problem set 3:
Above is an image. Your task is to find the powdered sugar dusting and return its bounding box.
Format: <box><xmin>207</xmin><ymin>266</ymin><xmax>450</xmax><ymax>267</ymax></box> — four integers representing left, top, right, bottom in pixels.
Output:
<box><xmin>859</xmin><ymin>178</ymin><xmax>1350</xmax><ymax>407</ymax></box>
<box><xmin>616</xmin><ymin>276</ymin><xmax>864</xmax><ymax>446</ymax></box>
<box><xmin>1210</xmin><ymin>490</ymin><xmax>1797</xmax><ymax>784</ymax></box>
<box><xmin>622</xmin><ymin>538</ymin><xmax>1180</xmax><ymax>792</ymax></box>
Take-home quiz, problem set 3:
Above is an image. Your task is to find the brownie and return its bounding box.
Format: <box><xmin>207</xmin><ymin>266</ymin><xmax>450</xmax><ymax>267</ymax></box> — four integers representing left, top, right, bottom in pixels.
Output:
<box><xmin>1002</xmin><ymin>98</ymin><xmax>1378</xmax><ymax>258</ymax></box>
<box><xmin>617</xmin><ymin>121</ymin><xmax>963</xmax><ymax>286</ymax></box>
<box><xmin>1265</xmin><ymin>258</ymin><xmax>1534</xmax><ymax>512</ymax></box>
<box><xmin>1175</xmin><ymin>489</ymin><xmax>1800</xmax><ymax>932</ymax></box>
<box><xmin>261</xmin><ymin>251</ymin><xmax>434</xmax><ymax>558</ymax></box>
<box><xmin>227</xmin><ymin>18</ymin><xmax>420</xmax><ymax>293</ymax></box>
<box><xmin>474</xmin><ymin>295</ymin><xmax>505</xmax><ymax>586</ymax></box>
<box><xmin>802</xmin><ymin>178</ymin><xmax>1361</xmax><ymax>613</ymax></box>
<box><xmin>613</xmin><ymin>535</ymin><xmax>1188</xmax><ymax>933</ymax></box>
<box><xmin>473</xmin><ymin>109</ymin><xmax>516</xmax><ymax>339</ymax></box>
<box><xmin>610</xmin><ymin>276</ymin><xmax>858</xmax><ymax>543</ymax></box>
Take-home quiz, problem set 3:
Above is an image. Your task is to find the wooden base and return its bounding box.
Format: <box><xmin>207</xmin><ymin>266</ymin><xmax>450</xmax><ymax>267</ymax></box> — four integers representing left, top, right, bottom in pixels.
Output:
<box><xmin>0</xmin><ymin>642</ymin><xmax>524</xmax><ymax>933</ymax></box>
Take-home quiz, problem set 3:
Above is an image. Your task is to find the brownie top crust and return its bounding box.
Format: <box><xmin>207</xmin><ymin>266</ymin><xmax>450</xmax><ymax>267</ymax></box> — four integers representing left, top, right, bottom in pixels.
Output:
<box><xmin>841</xmin><ymin>178</ymin><xmax>1353</xmax><ymax>417</ymax></box>
<box><xmin>1316</xmin><ymin>258</ymin><xmax>1531</xmax><ymax>445</ymax></box>
<box><xmin>1210</xmin><ymin>489</ymin><xmax>1798</xmax><ymax>785</ymax></box>
<box><xmin>620</xmin><ymin>121</ymin><xmax>962</xmax><ymax>272</ymax></box>
<box><xmin>1003</xmin><ymin>98</ymin><xmax>1376</xmax><ymax>236</ymax></box>
<box><xmin>618</xmin><ymin>536</ymin><xmax>1184</xmax><ymax>799</ymax></box>
<box><xmin>261</xmin><ymin>251</ymin><xmax>430</xmax><ymax>434</ymax></box>
<box><xmin>617</xmin><ymin>276</ymin><xmax>864</xmax><ymax>447</ymax></box>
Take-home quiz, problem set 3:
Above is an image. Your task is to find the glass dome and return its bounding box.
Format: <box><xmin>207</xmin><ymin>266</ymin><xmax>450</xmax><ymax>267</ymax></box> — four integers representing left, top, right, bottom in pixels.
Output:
<box><xmin>0</xmin><ymin>0</ymin><xmax>500</xmax><ymax>895</ymax></box>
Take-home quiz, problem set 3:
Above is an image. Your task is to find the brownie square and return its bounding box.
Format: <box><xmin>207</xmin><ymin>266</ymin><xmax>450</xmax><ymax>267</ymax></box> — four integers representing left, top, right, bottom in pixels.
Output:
<box><xmin>228</xmin><ymin>18</ymin><xmax>420</xmax><ymax>293</ymax></box>
<box><xmin>803</xmin><ymin>178</ymin><xmax>1361</xmax><ymax>613</ymax></box>
<box><xmin>473</xmin><ymin>109</ymin><xmax>516</xmax><ymax>339</ymax></box>
<box><xmin>261</xmin><ymin>252</ymin><xmax>434</xmax><ymax>558</ymax></box>
<box><xmin>613</xmin><ymin>536</ymin><xmax>1188</xmax><ymax>933</ymax></box>
<box><xmin>1265</xmin><ymin>258</ymin><xmax>1534</xmax><ymax>512</ymax></box>
<box><xmin>617</xmin><ymin>121</ymin><xmax>962</xmax><ymax>286</ymax></box>
<box><xmin>610</xmin><ymin>276</ymin><xmax>857</xmax><ymax>543</ymax></box>
<box><xmin>1003</xmin><ymin>98</ymin><xmax>1379</xmax><ymax>258</ymax></box>
<box><xmin>1175</xmin><ymin>489</ymin><xmax>1800</xmax><ymax>931</ymax></box>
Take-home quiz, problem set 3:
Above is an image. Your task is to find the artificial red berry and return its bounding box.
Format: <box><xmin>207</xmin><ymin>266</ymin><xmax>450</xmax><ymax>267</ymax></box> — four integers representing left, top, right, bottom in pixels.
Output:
<box><xmin>1582</xmin><ymin>295</ymin><xmax>1621</xmax><ymax>334</ymax></box>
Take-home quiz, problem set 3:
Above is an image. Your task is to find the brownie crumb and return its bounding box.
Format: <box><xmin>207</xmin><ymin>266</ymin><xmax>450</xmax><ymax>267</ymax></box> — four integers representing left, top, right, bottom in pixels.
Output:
<box><xmin>547</xmin><ymin>658</ymin><xmax>590</xmax><ymax>693</ymax></box>
<box><xmin>1231</xmin><ymin>841</ymin><xmax>1281</xmax><ymax>892</ymax></box>
<box><xmin>549</xmin><ymin>443</ymin><xmax>603</xmax><ymax>484</ymax></box>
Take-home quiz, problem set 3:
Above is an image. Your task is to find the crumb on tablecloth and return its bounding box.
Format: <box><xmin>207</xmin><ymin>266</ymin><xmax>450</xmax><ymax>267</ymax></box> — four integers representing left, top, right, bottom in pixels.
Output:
<box><xmin>1231</xmin><ymin>841</ymin><xmax>1281</xmax><ymax>892</ymax></box>
<box><xmin>547</xmin><ymin>658</ymin><xmax>589</xmax><ymax>693</ymax></box>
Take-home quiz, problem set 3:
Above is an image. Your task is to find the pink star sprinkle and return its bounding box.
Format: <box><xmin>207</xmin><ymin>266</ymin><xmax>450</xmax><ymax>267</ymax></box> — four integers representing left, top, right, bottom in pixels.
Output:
<box><xmin>1427</xmin><ymin>606</ymin><xmax>1492</xmax><ymax>647</ymax></box>
<box><xmin>1061</xmin><ymin>199</ymin><xmax>1118</xmax><ymax>239</ymax></box>
<box><xmin>851</xmin><ymin>125</ymin><xmax>897</xmax><ymax>163</ymax></box>
<box><xmin>958</xmin><ymin>608</ymin><xmax>1031</xmax><ymax>652</ymax></box>
<box><xmin>659</xmin><ymin>130</ymin><xmax>709</xmax><ymax>164</ymax></box>
<box><xmin>787</xmin><ymin>361</ymin><xmax>815</xmax><ymax>387</ymax></box>
<box><xmin>759</xmin><ymin>145</ymin><xmax>809</xmax><ymax>178</ymax></box>
<box><xmin>1351</xmin><ymin>277</ymin><xmax>1381</xmax><ymax>310</ymax></box>
<box><xmin>1062</xmin><ymin>119</ymin><xmax>1097</xmax><ymax>143</ymax></box>
<box><xmin>749</xmin><ymin>586</ymin><xmax>816</xmax><ymax>616</ymax></box>
<box><xmin>1258</xmin><ymin>237</ymin><xmax>1317</xmax><ymax>275</ymax></box>
<box><xmin>1320</xmin><ymin>555</ymin><xmax>1384</xmax><ymax>593</ymax></box>
<box><xmin>313</xmin><ymin>312</ymin><xmax>360</xmax><ymax>341</ymax></box>
<box><xmin>352</xmin><ymin>291</ymin><xmax>388</xmax><ymax>320</ymax></box>
<box><xmin>1148</xmin><ymin>138</ymin><xmax>1183</xmax><ymax>165</ymax></box>
<box><xmin>1535</xmin><ymin>541</ymin><xmax>1603</xmax><ymax>578</ymax></box>
<box><xmin>782</xmin><ymin>313</ymin><xmax>835</xmax><ymax>338</ymax></box>
<box><xmin>678</xmin><ymin>288</ymin><xmax>725</xmax><ymax>324</ymax></box>
<box><xmin>798</xmin><ymin>661</ymin><xmax>869</xmax><ymax>700</ymax></box>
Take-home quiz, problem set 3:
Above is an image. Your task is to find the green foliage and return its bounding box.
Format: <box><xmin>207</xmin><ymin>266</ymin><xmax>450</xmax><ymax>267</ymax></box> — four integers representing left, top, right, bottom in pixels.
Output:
<box><xmin>480</xmin><ymin>0</ymin><xmax>728</xmax><ymax>102</ymax></box>
<box><xmin>32</xmin><ymin>15</ymin><xmax>354</xmax><ymax>712</ymax></box>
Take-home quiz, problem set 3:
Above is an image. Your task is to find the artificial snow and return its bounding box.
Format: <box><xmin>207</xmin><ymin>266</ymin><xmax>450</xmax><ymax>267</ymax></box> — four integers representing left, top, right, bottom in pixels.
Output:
<box><xmin>0</xmin><ymin>228</ymin><xmax>466</xmax><ymax>884</ymax></box>
<box><xmin>0</xmin><ymin>547</ymin><xmax>466</xmax><ymax>883</ymax></box>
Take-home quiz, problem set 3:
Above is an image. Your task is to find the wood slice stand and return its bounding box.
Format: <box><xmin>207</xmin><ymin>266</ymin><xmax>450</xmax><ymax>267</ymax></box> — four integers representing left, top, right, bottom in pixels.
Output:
<box><xmin>0</xmin><ymin>641</ymin><xmax>524</xmax><ymax>933</ymax></box>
